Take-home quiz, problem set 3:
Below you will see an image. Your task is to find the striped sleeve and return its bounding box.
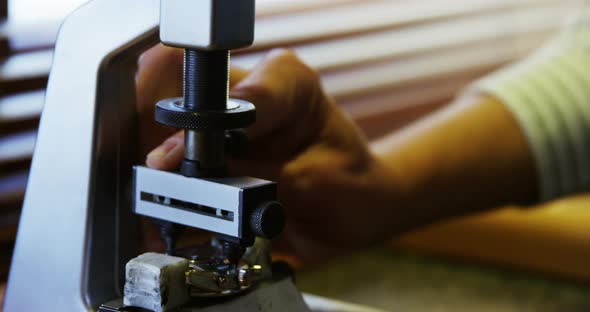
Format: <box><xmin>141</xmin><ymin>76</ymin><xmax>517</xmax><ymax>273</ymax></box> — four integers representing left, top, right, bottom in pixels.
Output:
<box><xmin>470</xmin><ymin>7</ymin><xmax>590</xmax><ymax>202</ymax></box>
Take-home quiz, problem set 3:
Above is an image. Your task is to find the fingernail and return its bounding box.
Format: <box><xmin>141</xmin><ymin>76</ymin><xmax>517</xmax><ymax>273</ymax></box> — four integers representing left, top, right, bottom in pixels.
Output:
<box><xmin>147</xmin><ymin>139</ymin><xmax>178</xmax><ymax>162</ymax></box>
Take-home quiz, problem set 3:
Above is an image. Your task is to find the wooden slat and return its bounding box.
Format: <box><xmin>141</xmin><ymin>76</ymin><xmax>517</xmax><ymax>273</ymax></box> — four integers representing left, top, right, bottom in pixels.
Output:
<box><xmin>256</xmin><ymin>0</ymin><xmax>370</xmax><ymax>17</ymax></box>
<box><xmin>0</xmin><ymin>90</ymin><xmax>44</xmax><ymax>131</ymax></box>
<box><xmin>0</xmin><ymin>130</ymin><xmax>36</xmax><ymax>165</ymax></box>
<box><xmin>233</xmin><ymin>3</ymin><xmax>568</xmax><ymax>102</ymax></box>
<box><xmin>0</xmin><ymin>25</ymin><xmax>543</xmax><ymax>99</ymax></box>
<box><xmin>322</xmin><ymin>32</ymin><xmax>548</xmax><ymax>100</ymax></box>
<box><xmin>1</xmin><ymin>1</ymin><xmax>378</xmax><ymax>90</ymax></box>
<box><xmin>236</xmin><ymin>2</ymin><xmax>571</xmax><ymax>71</ymax></box>
<box><xmin>0</xmin><ymin>0</ymin><xmax>372</xmax><ymax>53</ymax></box>
<box><xmin>0</xmin><ymin>1</ymin><xmax>576</xmax><ymax>184</ymax></box>
<box><xmin>0</xmin><ymin>33</ymin><xmax>7</xmax><ymax>57</ymax></box>
<box><xmin>0</xmin><ymin>159</ymin><xmax>30</xmax><ymax>179</ymax></box>
<box><xmin>0</xmin><ymin>36</ymin><xmax>528</xmax><ymax>164</ymax></box>
<box><xmin>0</xmin><ymin>170</ymin><xmax>27</xmax><ymax>208</ymax></box>
<box><xmin>249</xmin><ymin>0</ymin><xmax>576</xmax><ymax>51</ymax></box>
<box><xmin>0</xmin><ymin>0</ymin><xmax>6</xmax><ymax>56</ymax></box>
<box><xmin>0</xmin><ymin>241</ymin><xmax>14</xmax><ymax>280</ymax></box>
<box><xmin>0</xmin><ymin>20</ymin><xmax>60</xmax><ymax>53</ymax></box>
<box><xmin>0</xmin><ymin>2</ymin><xmax>567</xmax><ymax>120</ymax></box>
<box><xmin>2</xmin><ymin>0</ymin><xmax>579</xmax><ymax>95</ymax></box>
<box><xmin>0</xmin><ymin>0</ymin><xmax>6</xmax><ymax>20</ymax></box>
<box><xmin>0</xmin><ymin>26</ymin><xmax>564</xmax><ymax>163</ymax></box>
<box><xmin>0</xmin><ymin>49</ymin><xmax>51</xmax><ymax>94</ymax></box>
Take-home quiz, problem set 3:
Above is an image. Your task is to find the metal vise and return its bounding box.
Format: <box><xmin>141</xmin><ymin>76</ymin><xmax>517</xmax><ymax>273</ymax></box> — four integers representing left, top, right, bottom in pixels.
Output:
<box><xmin>3</xmin><ymin>1</ymin><xmax>305</xmax><ymax>311</ymax></box>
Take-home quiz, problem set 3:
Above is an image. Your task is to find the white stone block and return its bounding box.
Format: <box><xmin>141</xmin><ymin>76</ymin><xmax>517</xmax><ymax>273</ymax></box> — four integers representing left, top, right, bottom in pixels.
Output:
<box><xmin>123</xmin><ymin>252</ymin><xmax>189</xmax><ymax>312</ymax></box>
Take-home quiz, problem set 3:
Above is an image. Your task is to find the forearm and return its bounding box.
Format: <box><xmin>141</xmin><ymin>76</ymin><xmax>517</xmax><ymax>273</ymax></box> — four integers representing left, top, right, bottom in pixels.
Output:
<box><xmin>371</xmin><ymin>94</ymin><xmax>537</xmax><ymax>229</ymax></box>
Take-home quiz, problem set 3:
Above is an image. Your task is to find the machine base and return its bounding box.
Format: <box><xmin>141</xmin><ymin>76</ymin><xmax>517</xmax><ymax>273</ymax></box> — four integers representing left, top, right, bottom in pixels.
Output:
<box><xmin>99</xmin><ymin>278</ymin><xmax>310</xmax><ymax>312</ymax></box>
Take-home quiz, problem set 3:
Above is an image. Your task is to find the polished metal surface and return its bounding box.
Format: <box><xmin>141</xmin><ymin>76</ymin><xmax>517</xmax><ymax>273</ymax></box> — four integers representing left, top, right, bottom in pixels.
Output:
<box><xmin>160</xmin><ymin>0</ymin><xmax>255</xmax><ymax>50</ymax></box>
<box><xmin>133</xmin><ymin>166</ymin><xmax>274</xmax><ymax>238</ymax></box>
<box><xmin>184</xmin><ymin>130</ymin><xmax>225</xmax><ymax>169</ymax></box>
<box><xmin>183</xmin><ymin>238</ymin><xmax>272</xmax><ymax>297</ymax></box>
<box><xmin>4</xmin><ymin>0</ymin><xmax>160</xmax><ymax>310</ymax></box>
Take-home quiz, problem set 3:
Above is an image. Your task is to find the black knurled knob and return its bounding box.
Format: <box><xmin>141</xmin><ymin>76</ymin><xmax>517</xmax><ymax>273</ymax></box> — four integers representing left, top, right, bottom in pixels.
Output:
<box><xmin>250</xmin><ymin>201</ymin><xmax>285</xmax><ymax>239</ymax></box>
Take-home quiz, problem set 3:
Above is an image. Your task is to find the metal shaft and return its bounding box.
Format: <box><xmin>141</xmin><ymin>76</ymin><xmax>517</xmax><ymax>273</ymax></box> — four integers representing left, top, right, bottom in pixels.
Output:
<box><xmin>182</xmin><ymin>49</ymin><xmax>230</xmax><ymax>177</ymax></box>
<box><xmin>183</xmin><ymin>49</ymin><xmax>229</xmax><ymax>111</ymax></box>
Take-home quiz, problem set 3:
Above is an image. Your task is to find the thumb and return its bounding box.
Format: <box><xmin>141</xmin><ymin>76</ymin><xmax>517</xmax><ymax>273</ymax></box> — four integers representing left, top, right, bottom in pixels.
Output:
<box><xmin>230</xmin><ymin>49</ymin><xmax>324</xmax><ymax>140</ymax></box>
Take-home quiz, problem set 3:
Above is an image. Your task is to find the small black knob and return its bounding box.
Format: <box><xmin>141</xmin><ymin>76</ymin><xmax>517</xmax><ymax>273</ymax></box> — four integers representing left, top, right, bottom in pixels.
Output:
<box><xmin>249</xmin><ymin>201</ymin><xmax>285</xmax><ymax>239</ymax></box>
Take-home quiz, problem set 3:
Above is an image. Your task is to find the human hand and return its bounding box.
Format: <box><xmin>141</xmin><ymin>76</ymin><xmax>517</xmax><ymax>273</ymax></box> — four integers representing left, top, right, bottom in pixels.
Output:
<box><xmin>137</xmin><ymin>46</ymin><xmax>400</xmax><ymax>262</ymax></box>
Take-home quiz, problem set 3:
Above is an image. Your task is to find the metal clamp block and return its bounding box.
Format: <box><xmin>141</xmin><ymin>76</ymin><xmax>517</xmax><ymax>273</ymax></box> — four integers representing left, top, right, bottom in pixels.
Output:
<box><xmin>133</xmin><ymin>166</ymin><xmax>283</xmax><ymax>242</ymax></box>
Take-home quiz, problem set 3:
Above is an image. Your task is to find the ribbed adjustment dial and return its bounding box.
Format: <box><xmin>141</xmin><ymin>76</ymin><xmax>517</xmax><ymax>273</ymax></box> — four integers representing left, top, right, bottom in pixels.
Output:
<box><xmin>249</xmin><ymin>201</ymin><xmax>285</xmax><ymax>239</ymax></box>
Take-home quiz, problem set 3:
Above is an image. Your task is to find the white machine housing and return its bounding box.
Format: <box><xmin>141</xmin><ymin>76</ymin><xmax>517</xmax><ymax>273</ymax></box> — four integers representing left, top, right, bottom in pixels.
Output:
<box><xmin>160</xmin><ymin>0</ymin><xmax>255</xmax><ymax>49</ymax></box>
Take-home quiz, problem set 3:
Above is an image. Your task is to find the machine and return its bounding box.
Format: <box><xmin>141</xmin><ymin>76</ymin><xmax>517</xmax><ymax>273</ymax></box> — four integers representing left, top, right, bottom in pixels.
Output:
<box><xmin>3</xmin><ymin>0</ymin><xmax>309</xmax><ymax>310</ymax></box>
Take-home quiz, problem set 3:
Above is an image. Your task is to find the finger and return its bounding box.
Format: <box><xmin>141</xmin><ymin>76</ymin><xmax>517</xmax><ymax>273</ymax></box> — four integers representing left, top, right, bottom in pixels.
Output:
<box><xmin>136</xmin><ymin>44</ymin><xmax>184</xmax><ymax>110</ymax></box>
<box><xmin>146</xmin><ymin>130</ymin><xmax>184</xmax><ymax>170</ymax></box>
<box><xmin>136</xmin><ymin>45</ymin><xmax>184</xmax><ymax>157</ymax></box>
<box><xmin>229</xmin><ymin>49</ymin><xmax>324</xmax><ymax>140</ymax></box>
